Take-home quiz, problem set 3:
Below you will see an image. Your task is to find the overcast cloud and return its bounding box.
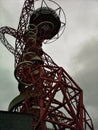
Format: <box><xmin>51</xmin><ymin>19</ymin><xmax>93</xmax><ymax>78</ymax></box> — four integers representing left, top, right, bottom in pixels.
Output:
<box><xmin>71</xmin><ymin>39</ymin><xmax>98</xmax><ymax>129</ymax></box>
<box><xmin>0</xmin><ymin>0</ymin><xmax>98</xmax><ymax>129</ymax></box>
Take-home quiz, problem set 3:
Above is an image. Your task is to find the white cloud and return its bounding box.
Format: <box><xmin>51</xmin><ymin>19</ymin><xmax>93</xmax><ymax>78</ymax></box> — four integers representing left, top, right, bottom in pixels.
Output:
<box><xmin>71</xmin><ymin>38</ymin><xmax>98</xmax><ymax>129</ymax></box>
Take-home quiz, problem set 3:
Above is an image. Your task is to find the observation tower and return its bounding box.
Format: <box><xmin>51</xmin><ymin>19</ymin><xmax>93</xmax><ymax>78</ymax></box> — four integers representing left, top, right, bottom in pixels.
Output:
<box><xmin>0</xmin><ymin>0</ymin><xmax>94</xmax><ymax>130</ymax></box>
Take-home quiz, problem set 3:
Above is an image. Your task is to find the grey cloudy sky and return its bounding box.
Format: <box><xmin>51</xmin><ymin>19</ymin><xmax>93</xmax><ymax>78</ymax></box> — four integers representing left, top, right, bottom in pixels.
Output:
<box><xmin>0</xmin><ymin>0</ymin><xmax>98</xmax><ymax>129</ymax></box>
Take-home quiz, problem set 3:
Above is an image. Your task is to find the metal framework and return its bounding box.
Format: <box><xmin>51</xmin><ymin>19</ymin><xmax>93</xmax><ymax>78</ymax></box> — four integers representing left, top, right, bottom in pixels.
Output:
<box><xmin>0</xmin><ymin>0</ymin><xmax>94</xmax><ymax>130</ymax></box>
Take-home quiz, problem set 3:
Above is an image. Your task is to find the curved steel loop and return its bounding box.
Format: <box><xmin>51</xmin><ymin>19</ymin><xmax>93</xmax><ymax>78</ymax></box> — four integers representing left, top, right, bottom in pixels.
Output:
<box><xmin>15</xmin><ymin>0</ymin><xmax>35</xmax><ymax>65</ymax></box>
<box><xmin>0</xmin><ymin>26</ymin><xmax>17</xmax><ymax>37</ymax></box>
<box><xmin>17</xmin><ymin>0</ymin><xmax>34</xmax><ymax>35</ymax></box>
<box><xmin>14</xmin><ymin>60</ymin><xmax>40</xmax><ymax>86</ymax></box>
<box><xmin>0</xmin><ymin>26</ymin><xmax>18</xmax><ymax>55</ymax></box>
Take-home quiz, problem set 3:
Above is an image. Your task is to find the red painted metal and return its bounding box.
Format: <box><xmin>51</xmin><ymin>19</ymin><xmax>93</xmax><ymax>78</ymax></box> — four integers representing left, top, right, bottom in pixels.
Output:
<box><xmin>0</xmin><ymin>0</ymin><xmax>94</xmax><ymax>130</ymax></box>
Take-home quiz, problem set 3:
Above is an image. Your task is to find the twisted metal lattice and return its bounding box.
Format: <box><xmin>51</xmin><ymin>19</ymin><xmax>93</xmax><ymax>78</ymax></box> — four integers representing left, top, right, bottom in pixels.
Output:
<box><xmin>0</xmin><ymin>0</ymin><xmax>94</xmax><ymax>130</ymax></box>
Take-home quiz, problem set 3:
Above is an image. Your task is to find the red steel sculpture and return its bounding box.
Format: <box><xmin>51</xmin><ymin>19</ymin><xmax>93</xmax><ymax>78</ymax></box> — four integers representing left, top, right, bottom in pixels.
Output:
<box><xmin>0</xmin><ymin>0</ymin><xmax>94</xmax><ymax>130</ymax></box>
